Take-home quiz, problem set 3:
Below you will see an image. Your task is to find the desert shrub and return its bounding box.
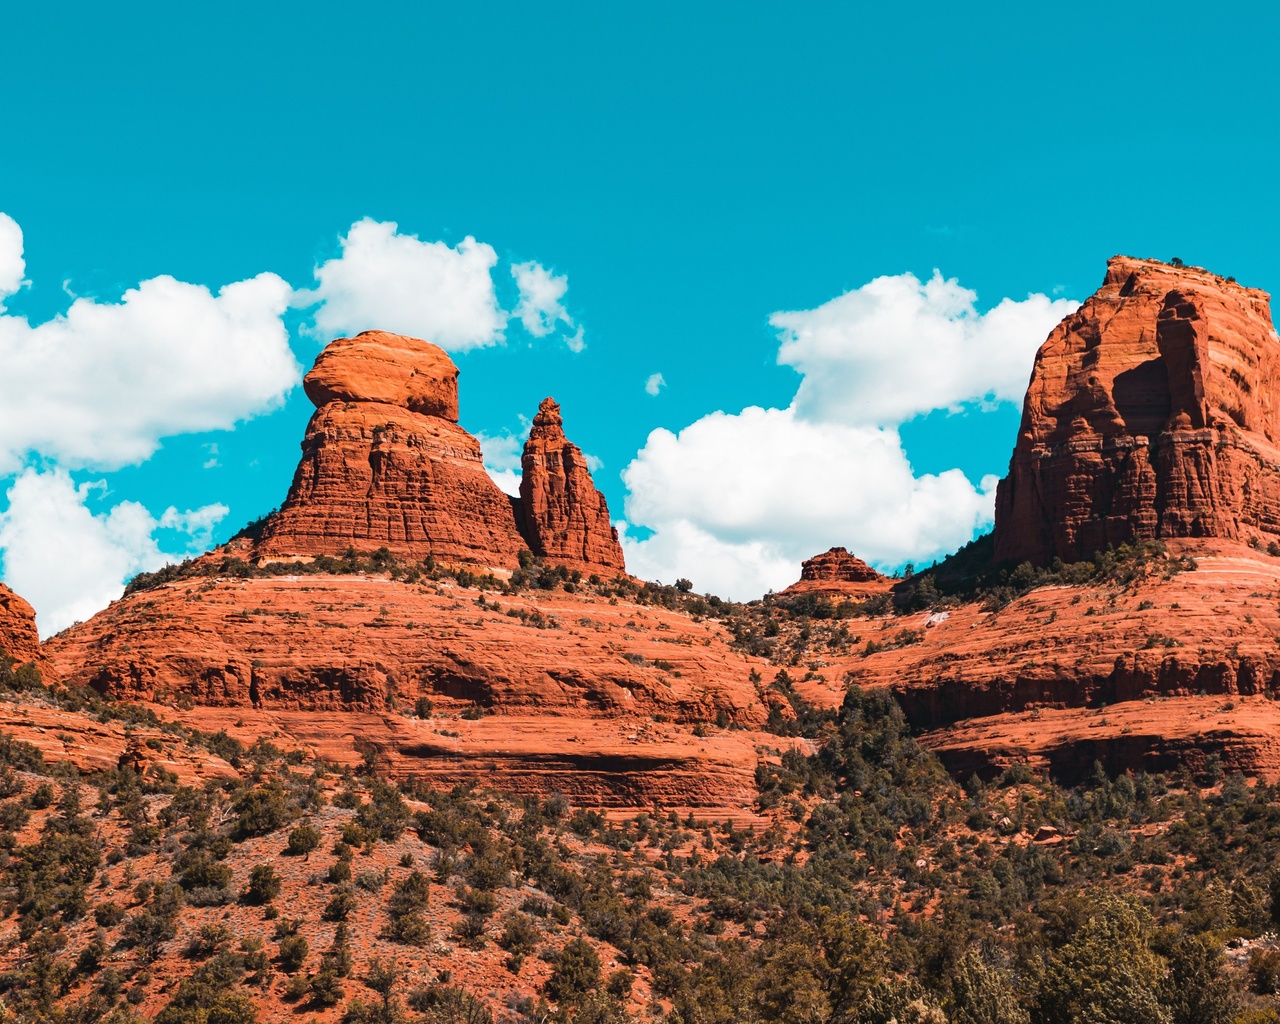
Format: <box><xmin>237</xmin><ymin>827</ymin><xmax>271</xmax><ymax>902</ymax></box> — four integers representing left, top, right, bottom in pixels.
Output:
<box><xmin>244</xmin><ymin>864</ymin><xmax>280</xmax><ymax>905</ymax></box>
<box><xmin>322</xmin><ymin>886</ymin><xmax>358</xmax><ymax>922</ymax></box>
<box><xmin>175</xmin><ymin>849</ymin><xmax>232</xmax><ymax>892</ymax></box>
<box><xmin>232</xmin><ymin>782</ymin><xmax>291</xmax><ymax>839</ymax></box>
<box><xmin>278</xmin><ymin>934</ymin><xmax>308</xmax><ymax>974</ymax></box>
<box><xmin>154</xmin><ymin>958</ymin><xmax>259</xmax><ymax>1024</ymax></box>
<box><xmin>409</xmin><ymin>985</ymin><xmax>494</xmax><ymax>1024</ymax></box>
<box><xmin>384</xmin><ymin>869</ymin><xmax>431</xmax><ymax>944</ymax></box>
<box><xmin>286</xmin><ymin>823</ymin><xmax>322</xmax><ymax>857</ymax></box>
<box><xmin>1037</xmin><ymin>894</ymin><xmax>1166</xmax><ymax>1024</ymax></box>
<box><xmin>357</xmin><ymin>779</ymin><xmax>411</xmax><ymax>841</ymax></box>
<box><xmin>547</xmin><ymin>938</ymin><xmax>601</xmax><ymax>1004</ymax></box>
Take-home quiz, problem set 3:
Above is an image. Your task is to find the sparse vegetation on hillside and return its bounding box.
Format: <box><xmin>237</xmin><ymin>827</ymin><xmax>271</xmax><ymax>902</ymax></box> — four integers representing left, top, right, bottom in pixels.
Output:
<box><xmin>0</xmin><ymin>667</ymin><xmax>1278</xmax><ymax>1023</ymax></box>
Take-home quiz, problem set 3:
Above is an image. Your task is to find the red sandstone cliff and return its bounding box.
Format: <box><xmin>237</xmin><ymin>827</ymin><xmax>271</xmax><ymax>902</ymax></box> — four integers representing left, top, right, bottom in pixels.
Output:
<box><xmin>0</xmin><ymin>584</ymin><xmax>39</xmax><ymax>664</ymax></box>
<box><xmin>518</xmin><ymin>398</ymin><xmax>624</xmax><ymax>575</ymax></box>
<box><xmin>994</xmin><ymin>257</ymin><xmax>1280</xmax><ymax>565</ymax></box>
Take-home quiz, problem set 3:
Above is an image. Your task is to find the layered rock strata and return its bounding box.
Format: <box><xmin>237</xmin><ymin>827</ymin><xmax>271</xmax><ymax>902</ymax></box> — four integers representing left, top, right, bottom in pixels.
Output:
<box><xmin>788</xmin><ymin>540</ymin><xmax>1280</xmax><ymax>782</ymax></box>
<box><xmin>255</xmin><ymin>331</ymin><xmax>623</xmax><ymax>576</ymax></box>
<box><xmin>0</xmin><ymin>584</ymin><xmax>40</xmax><ymax>664</ymax></box>
<box><xmin>994</xmin><ymin>257</ymin><xmax>1280</xmax><ymax>565</ymax></box>
<box><xmin>518</xmin><ymin>398</ymin><xmax>624</xmax><ymax>574</ymax></box>
<box><xmin>781</xmin><ymin>547</ymin><xmax>887</xmax><ymax>597</ymax></box>
<box><xmin>46</xmin><ymin>575</ymin><xmax>772</xmax><ymax>808</ymax></box>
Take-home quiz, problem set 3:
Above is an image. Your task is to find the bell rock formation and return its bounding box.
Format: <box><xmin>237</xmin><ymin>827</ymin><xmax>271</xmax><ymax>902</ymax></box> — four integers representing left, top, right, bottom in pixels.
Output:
<box><xmin>994</xmin><ymin>257</ymin><xmax>1280</xmax><ymax>565</ymax></box>
<box><xmin>781</xmin><ymin>547</ymin><xmax>887</xmax><ymax>598</ymax></box>
<box><xmin>254</xmin><ymin>330</ymin><xmax>624</xmax><ymax>577</ymax></box>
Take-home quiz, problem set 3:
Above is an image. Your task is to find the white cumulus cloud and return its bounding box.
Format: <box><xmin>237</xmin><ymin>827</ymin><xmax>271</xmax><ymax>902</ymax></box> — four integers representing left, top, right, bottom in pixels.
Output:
<box><xmin>645</xmin><ymin>372</ymin><xmax>666</xmax><ymax>396</ymax></box>
<box><xmin>620</xmin><ymin>272</ymin><xmax>1077</xmax><ymax>599</ymax></box>
<box><xmin>0</xmin><ymin>215</ymin><xmax>300</xmax><ymax>474</ymax></box>
<box><xmin>0</xmin><ymin>468</ymin><xmax>228</xmax><ymax>636</ymax></box>
<box><xmin>303</xmin><ymin>218</ymin><xmax>507</xmax><ymax>350</ymax></box>
<box><xmin>512</xmin><ymin>261</ymin><xmax>573</xmax><ymax>338</ymax></box>
<box><xmin>774</xmin><ymin>270</ymin><xmax>1078</xmax><ymax>426</ymax></box>
<box><xmin>477</xmin><ymin>431</ymin><xmax>524</xmax><ymax>497</ymax></box>
<box><xmin>0</xmin><ymin>213</ymin><xmax>26</xmax><ymax>306</ymax></box>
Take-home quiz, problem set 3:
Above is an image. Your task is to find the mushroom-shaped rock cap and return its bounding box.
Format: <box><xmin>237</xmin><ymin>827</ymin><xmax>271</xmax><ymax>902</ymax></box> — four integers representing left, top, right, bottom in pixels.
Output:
<box><xmin>303</xmin><ymin>331</ymin><xmax>461</xmax><ymax>422</ymax></box>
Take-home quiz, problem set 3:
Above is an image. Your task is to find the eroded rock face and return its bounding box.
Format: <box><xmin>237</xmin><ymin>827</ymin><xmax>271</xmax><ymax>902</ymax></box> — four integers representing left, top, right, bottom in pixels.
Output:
<box><xmin>0</xmin><ymin>584</ymin><xmax>39</xmax><ymax>664</ymax></box>
<box><xmin>787</xmin><ymin>540</ymin><xmax>1280</xmax><ymax>783</ymax></box>
<box><xmin>781</xmin><ymin>547</ymin><xmax>888</xmax><ymax>598</ymax></box>
<box><xmin>46</xmin><ymin>574</ymin><xmax>771</xmax><ymax>808</ymax></box>
<box><xmin>994</xmin><ymin>257</ymin><xmax>1280</xmax><ymax>565</ymax></box>
<box><xmin>256</xmin><ymin>333</ymin><xmax>625</xmax><ymax>576</ymax></box>
<box><xmin>518</xmin><ymin>398</ymin><xmax>624</xmax><ymax>575</ymax></box>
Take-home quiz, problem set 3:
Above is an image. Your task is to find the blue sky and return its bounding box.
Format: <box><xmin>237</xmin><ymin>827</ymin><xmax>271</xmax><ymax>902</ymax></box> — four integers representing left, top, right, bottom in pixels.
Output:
<box><xmin>3</xmin><ymin>2</ymin><xmax>1280</xmax><ymax>632</ymax></box>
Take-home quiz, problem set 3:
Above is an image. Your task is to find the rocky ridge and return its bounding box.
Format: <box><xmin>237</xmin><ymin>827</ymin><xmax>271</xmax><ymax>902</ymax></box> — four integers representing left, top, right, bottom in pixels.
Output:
<box><xmin>45</xmin><ymin>573</ymin><xmax>775</xmax><ymax>809</ymax></box>
<box><xmin>785</xmin><ymin>539</ymin><xmax>1280</xmax><ymax>782</ymax></box>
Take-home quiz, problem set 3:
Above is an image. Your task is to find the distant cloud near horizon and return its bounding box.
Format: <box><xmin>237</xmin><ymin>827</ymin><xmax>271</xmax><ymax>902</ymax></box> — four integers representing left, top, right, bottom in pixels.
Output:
<box><xmin>0</xmin><ymin>468</ymin><xmax>227</xmax><ymax>635</ymax></box>
<box><xmin>0</xmin><ymin>211</ymin><xmax>299</xmax><ymax>634</ymax></box>
<box><xmin>619</xmin><ymin>271</ymin><xmax>1078</xmax><ymax>599</ymax></box>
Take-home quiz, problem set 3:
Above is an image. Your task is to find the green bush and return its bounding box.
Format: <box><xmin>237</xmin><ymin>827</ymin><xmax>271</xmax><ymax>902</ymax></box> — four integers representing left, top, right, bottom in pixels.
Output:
<box><xmin>285</xmin><ymin>823</ymin><xmax>322</xmax><ymax>857</ymax></box>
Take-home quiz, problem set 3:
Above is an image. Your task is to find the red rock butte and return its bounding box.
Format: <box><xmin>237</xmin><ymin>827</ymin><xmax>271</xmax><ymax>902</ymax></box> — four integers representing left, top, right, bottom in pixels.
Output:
<box><xmin>254</xmin><ymin>331</ymin><xmax>624</xmax><ymax>576</ymax></box>
<box><xmin>994</xmin><ymin>256</ymin><xmax>1280</xmax><ymax>565</ymax></box>
<box><xmin>781</xmin><ymin>547</ymin><xmax>889</xmax><ymax>598</ymax></box>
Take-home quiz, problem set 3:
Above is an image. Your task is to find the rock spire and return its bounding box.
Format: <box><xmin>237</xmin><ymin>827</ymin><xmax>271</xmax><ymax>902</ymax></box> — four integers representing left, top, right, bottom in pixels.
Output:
<box><xmin>255</xmin><ymin>331</ymin><xmax>625</xmax><ymax>576</ymax></box>
<box><xmin>518</xmin><ymin>398</ymin><xmax>625</xmax><ymax>575</ymax></box>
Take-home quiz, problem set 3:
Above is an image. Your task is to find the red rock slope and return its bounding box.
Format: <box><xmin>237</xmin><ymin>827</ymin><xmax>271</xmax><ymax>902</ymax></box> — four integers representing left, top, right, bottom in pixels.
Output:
<box><xmin>785</xmin><ymin>540</ymin><xmax>1280</xmax><ymax>782</ymax></box>
<box><xmin>46</xmin><ymin>574</ymin><xmax>775</xmax><ymax>809</ymax></box>
<box><xmin>995</xmin><ymin>257</ymin><xmax>1280</xmax><ymax>565</ymax></box>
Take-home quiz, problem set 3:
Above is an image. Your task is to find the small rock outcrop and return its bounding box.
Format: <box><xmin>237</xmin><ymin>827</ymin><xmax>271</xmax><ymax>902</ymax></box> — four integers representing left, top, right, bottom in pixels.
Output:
<box><xmin>255</xmin><ymin>332</ymin><xmax>623</xmax><ymax>576</ymax></box>
<box><xmin>994</xmin><ymin>257</ymin><xmax>1280</xmax><ymax>565</ymax></box>
<box><xmin>782</xmin><ymin>547</ymin><xmax>887</xmax><ymax>597</ymax></box>
<box><xmin>518</xmin><ymin>398</ymin><xmax>624</xmax><ymax>575</ymax></box>
<box><xmin>0</xmin><ymin>584</ymin><xmax>39</xmax><ymax>664</ymax></box>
